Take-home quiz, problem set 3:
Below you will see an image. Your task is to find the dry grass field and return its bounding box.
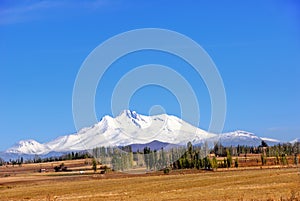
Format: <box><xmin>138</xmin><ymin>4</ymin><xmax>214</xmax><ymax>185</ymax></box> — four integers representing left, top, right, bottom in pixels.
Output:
<box><xmin>0</xmin><ymin>160</ymin><xmax>300</xmax><ymax>201</ymax></box>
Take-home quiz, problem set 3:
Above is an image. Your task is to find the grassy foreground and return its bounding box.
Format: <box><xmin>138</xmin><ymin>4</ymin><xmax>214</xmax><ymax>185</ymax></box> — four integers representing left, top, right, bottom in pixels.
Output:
<box><xmin>0</xmin><ymin>168</ymin><xmax>299</xmax><ymax>201</ymax></box>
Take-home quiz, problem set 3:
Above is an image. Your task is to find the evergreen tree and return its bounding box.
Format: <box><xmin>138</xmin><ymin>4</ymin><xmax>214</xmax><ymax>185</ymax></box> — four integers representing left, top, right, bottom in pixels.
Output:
<box><xmin>129</xmin><ymin>151</ymin><xmax>134</xmax><ymax>169</ymax></box>
<box><xmin>92</xmin><ymin>158</ymin><xmax>97</xmax><ymax>173</ymax></box>
<box><xmin>226</xmin><ymin>149</ymin><xmax>232</xmax><ymax>168</ymax></box>
<box><xmin>203</xmin><ymin>157</ymin><xmax>211</xmax><ymax>170</ymax></box>
<box><xmin>275</xmin><ymin>152</ymin><xmax>280</xmax><ymax>165</ymax></box>
<box><xmin>234</xmin><ymin>158</ymin><xmax>239</xmax><ymax>168</ymax></box>
<box><xmin>261</xmin><ymin>154</ymin><xmax>267</xmax><ymax>166</ymax></box>
<box><xmin>0</xmin><ymin>157</ymin><xmax>5</xmax><ymax>166</ymax></box>
<box><xmin>281</xmin><ymin>154</ymin><xmax>288</xmax><ymax>165</ymax></box>
<box><xmin>294</xmin><ymin>154</ymin><xmax>299</xmax><ymax>166</ymax></box>
<box><xmin>223</xmin><ymin>158</ymin><xmax>227</xmax><ymax>168</ymax></box>
<box><xmin>143</xmin><ymin>147</ymin><xmax>151</xmax><ymax>170</ymax></box>
<box><xmin>161</xmin><ymin>147</ymin><xmax>167</xmax><ymax>168</ymax></box>
<box><xmin>261</xmin><ymin>140</ymin><xmax>268</xmax><ymax>147</ymax></box>
<box><xmin>211</xmin><ymin>156</ymin><xmax>218</xmax><ymax>170</ymax></box>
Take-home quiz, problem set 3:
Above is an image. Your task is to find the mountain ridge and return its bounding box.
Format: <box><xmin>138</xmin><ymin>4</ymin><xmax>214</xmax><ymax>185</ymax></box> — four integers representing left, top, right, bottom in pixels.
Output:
<box><xmin>3</xmin><ymin>110</ymin><xmax>286</xmax><ymax>157</ymax></box>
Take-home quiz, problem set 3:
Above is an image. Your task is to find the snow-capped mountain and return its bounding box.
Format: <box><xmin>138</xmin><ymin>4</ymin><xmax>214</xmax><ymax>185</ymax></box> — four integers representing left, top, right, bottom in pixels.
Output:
<box><xmin>212</xmin><ymin>130</ymin><xmax>280</xmax><ymax>147</ymax></box>
<box><xmin>3</xmin><ymin>110</ymin><xmax>282</xmax><ymax>157</ymax></box>
<box><xmin>129</xmin><ymin>140</ymin><xmax>175</xmax><ymax>152</ymax></box>
<box><xmin>6</xmin><ymin>140</ymin><xmax>49</xmax><ymax>155</ymax></box>
<box><xmin>261</xmin><ymin>137</ymin><xmax>281</xmax><ymax>146</ymax></box>
<box><xmin>4</xmin><ymin>110</ymin><xmax>216</xmax><ymax>155</ymax></box>
<box><xmin>290</xmin><ymin>138</ymin><xmax>300</xmax><ymax>144</ymax></box>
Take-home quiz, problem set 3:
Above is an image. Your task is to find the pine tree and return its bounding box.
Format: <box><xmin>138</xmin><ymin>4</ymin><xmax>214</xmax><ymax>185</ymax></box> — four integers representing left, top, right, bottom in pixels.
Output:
<box><xmin>212</xmin><ymin>156</ymin><xmax>218</xmax><ymax>170</ymax></box>
<box><xmin>226</xmin><ymin>150</ymin><xmax>232</xmax><ymax>168</ymax></box>
<box><xmin>129</xmin><ymin>152</ymin><xmax>134</xmax><ymax>169</ymax></box>
<box><xmin>261</xmin><ymin>154</ymin><xmax>266</xmax><ymax>166</ymax></box>
<box><xmin>203</xmin><ymin>157</ymin><xmax>211</xmax><ymax>170</ymax></box>
<box><xmin>281</xmin><ymin>154</ymin><xmax>288</xmax><ymax>165</ymax></box>
<box><xmin>144</xmin><ymin>147</ymin><xmax>151</xmax><ymax>170</ymax></box>
<box><xmin>92</xmin><ymin>158</ymin><xmax>97</xmax><ymax>173</ymax></box>
<box><xmin>223</xmin><ymin>158</ymin><xmax>227</xmax><ymax>168</ymax></box>
<box><xmin>261</xmin><ymin>140</ymin><xmax>268</xmax><ymax>147</ymax></box>
<box><xmin>234</xmin><ymin>158</ymin><xmax>239</xmax><ymax>168</ymax></box>
<box><xmin>294</xmin><ymin>154</ymin><xmax>299</xmax><ymax>166</ymax></box>
<box><xmin>0</xmin><ymin>157</ymin><xmax>5</xmax><ymax>166</ymax></box>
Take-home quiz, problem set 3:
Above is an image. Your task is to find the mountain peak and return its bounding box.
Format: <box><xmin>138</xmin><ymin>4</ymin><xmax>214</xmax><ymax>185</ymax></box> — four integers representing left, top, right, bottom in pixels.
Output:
<box><xmin>117</xmin><ymin>110</ymin><xmax>152</xmax><ymax>129</ymax></box>
<box><xmin>3</xmin><ymin>112</ymin><xmax>282</xmax><ymax>157</ymax></box>
<box><xmin>16</xmin><ymin>139</ymin><xmax>41</xmax><ymax>146</ymax></box>
<box><xmin>119</xmin><ymin>110</ymin><xmax>139</xmax><ymax>119</ymax></box>
<box><xmin>291</xmin><ymin>138</ymin><xmax>300</xmax><ymax>144</ymax></box>
<box><xmin>235</xmin><ymin>130</ymin><xmax>255</xmax><ymax>136</ymax></box>
<box><xmin>6</xmin><ymin>139</ymin><xmax>49</xmax><ymax>155</ymax></box>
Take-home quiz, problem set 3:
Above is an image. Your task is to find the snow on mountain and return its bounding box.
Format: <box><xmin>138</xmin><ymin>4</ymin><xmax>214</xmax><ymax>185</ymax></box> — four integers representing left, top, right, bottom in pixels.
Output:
<box><xmin>209</xmin><ymin>131</ymin><xmax>282</xmax><ymax>147</ymax></box>
<box><xmin>4</xmin><ymin>110</ymin><xmax>215</xmax><ymax>155</ymax></box>
<box><xmin>290</xmin><ymin>138</ymin><xmax>300</xmax><ymax>144</ymax></box>
<box><xmin>3</xmin><ymin>110</ymin><xmax>283</xmax><ymax>156</ymax></box>
<box><xmin>210</xmin><ymin>130</ymin><xmax>262</xmax><ymax>147</ymax></box>
<box><xmin>261</xmin><ymin>137</ymin><xmax>281</xmax><ymax>146</ymax></box>
<box><xmin>111</xmin><ymin>110</ymin><xmax>216</xmax><ymax>145</ymax></box>
<box><xmin>6</xmin><ymin>140</ymin><xmax>50</xmax><ymax>155</ymax></box>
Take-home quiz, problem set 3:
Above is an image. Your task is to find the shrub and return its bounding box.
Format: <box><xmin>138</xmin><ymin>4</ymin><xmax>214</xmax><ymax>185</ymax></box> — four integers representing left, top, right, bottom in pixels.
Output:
<box><xmin>211</xmin><ymin>157</ymin><xmax>218</xmax><ymax>170</ymax></box>
<box><xmin>163</xmin><ymin>168</ymin><xmax>170</xmax><ymax>174</ymax></box>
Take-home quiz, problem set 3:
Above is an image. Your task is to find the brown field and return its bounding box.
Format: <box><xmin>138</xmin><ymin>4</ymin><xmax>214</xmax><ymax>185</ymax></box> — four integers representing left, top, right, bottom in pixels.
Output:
<box><xmin>1</xmin><ymin>160</ymin><xmax>300</xmax><ymax>201</ymax></box>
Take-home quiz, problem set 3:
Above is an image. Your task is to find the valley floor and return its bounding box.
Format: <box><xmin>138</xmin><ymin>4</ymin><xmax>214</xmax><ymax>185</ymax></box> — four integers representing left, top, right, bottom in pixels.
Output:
<box><xmin>0</xmin><ymin>165</ymin><xmax>300</xmax><ymax>201</ymax></box>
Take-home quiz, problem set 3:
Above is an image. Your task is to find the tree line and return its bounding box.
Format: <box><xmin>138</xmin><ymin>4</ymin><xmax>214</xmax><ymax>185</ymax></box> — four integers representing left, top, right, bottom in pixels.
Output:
<box><xmin>93</xmin><ymin>141</ymin><xmax>300</xmax><ymax>171</ymax></box>
<box><xmin>1</xmin><ymin>141</ymin><xmax>299</xmax><ymax>171</ymax></box>
<box><xmin>0</xmin><ymin>151</ymin><xmax>91</xmax><ymax>166</ymax></box>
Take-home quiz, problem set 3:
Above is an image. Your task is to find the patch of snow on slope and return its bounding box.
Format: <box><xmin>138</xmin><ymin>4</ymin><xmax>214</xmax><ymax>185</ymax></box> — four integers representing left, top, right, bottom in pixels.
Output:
<box><xmin>6</xmin><ymin>140</ymin><xmax>49</xmax><ymax>155</ymax></box>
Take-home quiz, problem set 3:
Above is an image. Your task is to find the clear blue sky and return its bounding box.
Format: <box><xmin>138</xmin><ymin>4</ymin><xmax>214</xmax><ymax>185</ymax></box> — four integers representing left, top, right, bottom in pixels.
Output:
<box><xmin>1</xmin><ymin>0</ymin><xmax>300</xmax><ymax>150</ymax></box>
